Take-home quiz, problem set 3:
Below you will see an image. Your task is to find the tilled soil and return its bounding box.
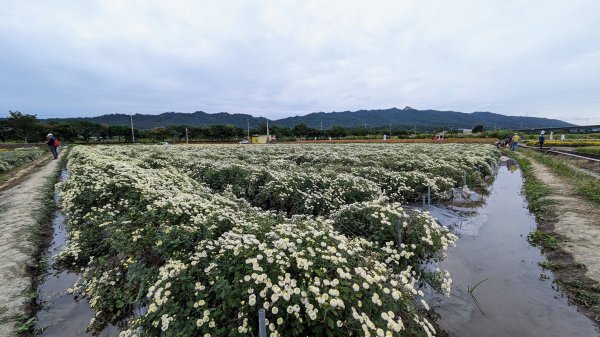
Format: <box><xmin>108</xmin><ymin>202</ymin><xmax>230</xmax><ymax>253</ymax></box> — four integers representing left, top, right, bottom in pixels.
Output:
<box><xmin>0</xmin><ymin>154</ymin><xmax>61</xmax><ymax>336</ymax></box>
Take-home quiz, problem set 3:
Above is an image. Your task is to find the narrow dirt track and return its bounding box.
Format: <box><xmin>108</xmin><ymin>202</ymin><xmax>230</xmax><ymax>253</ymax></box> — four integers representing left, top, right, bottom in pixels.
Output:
<box><xmin>0</xmin><ymin>153</ymin><xmax>61</xmax><ymax>336</ymax></box>
<box><xmin>526</xmin><ymin>156</ymin><xmax>600</xmax><ymax>283</ymax></box>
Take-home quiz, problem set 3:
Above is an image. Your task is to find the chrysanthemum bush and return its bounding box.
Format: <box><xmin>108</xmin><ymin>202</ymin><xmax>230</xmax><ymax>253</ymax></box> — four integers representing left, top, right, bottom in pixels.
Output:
<box><xmin>56</xmin><ymin>144</ymin><xmax>497</xmax><ymax>336</ymax></box>
<box><xmin>123</xmin><ymin>219</ymin><xmax>442</xmax><ymax>337</ymax></box>
<box><xmin>332</xmin><ymin>198</ymin><xmax>456</xmax><ymax>294</ymax></box>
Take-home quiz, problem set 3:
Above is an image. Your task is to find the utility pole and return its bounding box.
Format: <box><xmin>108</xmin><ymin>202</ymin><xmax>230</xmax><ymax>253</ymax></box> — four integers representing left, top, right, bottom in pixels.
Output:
<box><xmin>320</xmin><ymin>121</ymin><xmax>323</xmax><ymax>131</ymax></box>
<box><xmin>247</xmin><ymin>118</ymin><xmax>250</xmax><ymax>140</ymax></box>
<box><xmin>389</xmin><ymin>123</ymin><xmax>392</xmax><ymax>135</ymax></box>
<box><xmin>130</xmin><ymin>114</ymin><xmax>135</xmax><ymax>143</ymax></box>
<box><xmin>266</xmin><ymin>119</ymin><xmax>270</xmax><ymax>137</ymax></box>
<box><xmin>185</xmin><ymin>127</ymin><xmax>189</xmax><ymax>144</ymax></box>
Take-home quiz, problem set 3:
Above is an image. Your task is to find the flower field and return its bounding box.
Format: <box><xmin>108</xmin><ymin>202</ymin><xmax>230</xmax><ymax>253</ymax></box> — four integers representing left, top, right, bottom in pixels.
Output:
<box><xmin>57</xmin><ymin>143</ymin><xmax>499</xmax><ymax>337</ymax></box>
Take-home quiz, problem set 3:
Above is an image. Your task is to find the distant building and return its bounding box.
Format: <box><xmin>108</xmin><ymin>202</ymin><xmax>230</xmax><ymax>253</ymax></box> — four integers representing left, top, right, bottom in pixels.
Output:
<box><xmin>460</xmin><ymin>129</ymin><xmax>472</xmax><ymax>134</ymax></box>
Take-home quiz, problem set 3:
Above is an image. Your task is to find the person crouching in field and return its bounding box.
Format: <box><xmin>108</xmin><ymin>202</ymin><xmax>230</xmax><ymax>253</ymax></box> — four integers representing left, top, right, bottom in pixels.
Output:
<box><xmin>46</xmin><ymin>133</ymin><xmax>59</xmax><ymax>159</ymax></box>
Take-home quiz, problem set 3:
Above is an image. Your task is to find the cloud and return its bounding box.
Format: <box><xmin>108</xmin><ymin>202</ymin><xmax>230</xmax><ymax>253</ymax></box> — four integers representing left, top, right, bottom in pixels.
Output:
<box><xmin>0</xmin><ymin>0</ymin><xmax>599</xmax><ymax>122</ymax></box>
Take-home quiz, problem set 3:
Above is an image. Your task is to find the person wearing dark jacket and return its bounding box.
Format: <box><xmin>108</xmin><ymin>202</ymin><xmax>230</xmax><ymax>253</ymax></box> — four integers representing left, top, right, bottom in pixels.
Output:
<box><xmin>538</xmin><ymin>133</ymin><xmax>545</xmax><ymax>149</ymax></box>
<box><xmin>46</xmin><ymin>133</ymin><xmax>58</xmax><ymax>159</ymax></box>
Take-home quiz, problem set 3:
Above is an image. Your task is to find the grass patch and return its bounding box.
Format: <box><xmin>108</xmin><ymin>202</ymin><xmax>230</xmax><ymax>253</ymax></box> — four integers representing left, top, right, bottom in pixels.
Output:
<box><xmin>528</xmin><ymin>229</ymin><xmax>561</xmax><ymax>250</ymax></box>
<box><xmin>16</xmin><ymin>317</ymin><xmax>36</xmax><ymax>334</ymax></box>
<box><xmin>562</xmin><ymin>280</ymin><xmax>600</xmax><ymax>321</ymax></box>
<box><xmin>522</xmin><ymin>149</ymin><xmax>600</xmax><ymax>204</ymax></box>
<box><xmin>507</xmin><ymin>151</ymin><xmax>556</xmax><ymax>222</ymax></box>
<box><xmin>525</xmin><ymin>140</ymin><xmax>600</xmax><ymax>147</ymax></box>
<box><xmin>538</xmin><ymin>260</ymin><xmax>586</xmax><ymax>271</ymax></box>
<box><xmin>576</xmin><ymin>146</ymin><xmax>600</xmax><ymax>155</ymax></box>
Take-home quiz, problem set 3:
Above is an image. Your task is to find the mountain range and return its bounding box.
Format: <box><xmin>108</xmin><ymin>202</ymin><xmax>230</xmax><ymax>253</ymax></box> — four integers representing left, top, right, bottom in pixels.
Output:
<box><xmin>44</xmin><ymin>107</ymin><xmax>572</xmax><ymax>130</ymax></box>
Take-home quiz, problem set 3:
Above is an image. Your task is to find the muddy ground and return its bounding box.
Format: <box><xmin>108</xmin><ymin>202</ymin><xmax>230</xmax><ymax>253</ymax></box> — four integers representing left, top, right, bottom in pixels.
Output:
<box><xmin>0</xmin><ymin>153</ymin><xmax>61</xmax><ymax>336</ymax></box>
<box><xmin>518</xmin><ymin>151</ymin><xmax>600</xmax><ymax>325</ymax></box>
<box><xmin>525</xmin><ymin>157</ymin><xmax>600</xmax><ymax>283</ymax></box>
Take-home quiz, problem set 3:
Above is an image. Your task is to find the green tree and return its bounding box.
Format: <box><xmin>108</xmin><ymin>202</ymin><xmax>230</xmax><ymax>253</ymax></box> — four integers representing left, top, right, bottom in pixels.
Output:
<box><xmin>292</xmin><ymin>123</ymin><xmax>316</xmax><ymax>138</ymax></box>
<box><xmin>48</xmin><ymin>122</ymin><xmax>79</xmax><ymax>142</ymax></box>
<box><xmin>149</xmin><ymin>127</ymin><xmax>170</xmax><ymax>141</ymax></box>
<box><xmin>329</xmin><ymin>125</ymin><xmax>347</xmax><ymax>138</ymax></box>
<box><xmin>472</xmin><ymin>125</ymin><xmax>485</xmax><ymax>133</ymax></box>
<box><xmin>6</xmin><ymin>110</ymin><xmax>44</xmax><ymax>143</ymax></box>
<box><xmin>108</xmin><ymin>125</ymin><xmax>132</xmax><ymax>142</ymax></box>
<box><xmin>72</xmin><ymin>121</ymin><xmax>103</xmax><ymax>142</ymax></box>
<box><xmin>0</xmin><ymin>120</ymin><xmax>9</xmax><ymax>142</ymax></box>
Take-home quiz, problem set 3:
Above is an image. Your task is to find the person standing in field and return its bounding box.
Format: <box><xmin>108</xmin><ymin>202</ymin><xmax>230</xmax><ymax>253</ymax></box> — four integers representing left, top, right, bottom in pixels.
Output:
<box><xmin>512</xmin><ymin>133</ymin><xmax>520</xmax><ymax>151</ymax></box>
<box><xmin>46</xmin><ymin>133</ymin><xmax>59</xmax><ymax>159</ymax></box>
<box><xmin>538</xmin><ymin>131</ymin><xmax>545</xmax><ymax>149</ymax></box>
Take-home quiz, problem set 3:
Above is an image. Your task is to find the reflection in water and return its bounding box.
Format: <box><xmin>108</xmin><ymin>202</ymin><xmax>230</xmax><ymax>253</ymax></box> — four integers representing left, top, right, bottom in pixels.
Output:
<box><xmin>431</xmin><ymin>158</ymin><xmax>599</xmax><ymax>337</ymax></box>
<box><xmin>506</xmin><ymin>158</ymin><xmax>517</xmax><ymax>173</ymax></box>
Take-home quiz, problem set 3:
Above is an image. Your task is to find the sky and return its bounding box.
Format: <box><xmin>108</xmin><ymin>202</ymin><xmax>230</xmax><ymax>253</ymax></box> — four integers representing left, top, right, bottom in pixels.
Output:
<box><xmin>1</xmin><ymin>1</ymin><xmax>599</xmax><ymax>124</ymax></box>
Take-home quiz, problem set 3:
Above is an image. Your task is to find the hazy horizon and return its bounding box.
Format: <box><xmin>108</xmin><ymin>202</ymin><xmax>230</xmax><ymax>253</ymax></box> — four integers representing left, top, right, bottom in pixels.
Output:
<box><xmin>1</xmin><ymin>1</ymin><xmax>599</xmax><ymax>124</ymax></box>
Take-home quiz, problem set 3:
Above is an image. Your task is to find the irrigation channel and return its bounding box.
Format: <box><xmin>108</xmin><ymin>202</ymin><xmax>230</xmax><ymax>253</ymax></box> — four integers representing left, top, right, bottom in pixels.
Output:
<box><xmin>431</xmin><ymin>156</ymin><xmax>599</xmax><ymax>337</ymax></box>
<box><xmin>35</xmin><ymin>169</ymin><xmax>119</xmax><ymax>336</ymax></box>
<box><xmin>33</xmin><ymin>161</ymin><xmax>600</xmax><ymax>336</ymax></box>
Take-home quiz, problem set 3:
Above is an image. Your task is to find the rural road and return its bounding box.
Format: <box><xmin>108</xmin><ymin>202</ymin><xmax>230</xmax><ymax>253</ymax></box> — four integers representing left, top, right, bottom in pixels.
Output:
<box><xmin>0</xmin><ymin>152</ymin><xmax>62</xmax><ymax>336</ymax></box>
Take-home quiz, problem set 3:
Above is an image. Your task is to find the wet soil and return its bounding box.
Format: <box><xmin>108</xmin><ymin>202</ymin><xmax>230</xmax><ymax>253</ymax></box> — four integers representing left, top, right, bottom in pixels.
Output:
<box><xmin>522</xmin><ymin>155</ymin><xmax>600</xmax><ymax>284</ymax></box>
<box><xmin>0</xmin><ymin>154</ymin><xmax>61</xmax><ymax>336</ymax></box>
<box><xmin>431</xmin><ymin>158</ymin><xmax>599</xmax><ymax>337</ymax></box>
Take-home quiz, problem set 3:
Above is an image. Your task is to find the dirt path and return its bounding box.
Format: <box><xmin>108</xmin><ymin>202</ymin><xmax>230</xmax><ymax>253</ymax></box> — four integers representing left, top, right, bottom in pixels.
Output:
<box><xmin>526</xmin><ymin>156</ymin><xmax>600</xmax><ymax>283</ymax></box>
<box><xmin>0</xmin><ymin>154</ymin><xmax>62</xmax><ymax>336</ymax></box>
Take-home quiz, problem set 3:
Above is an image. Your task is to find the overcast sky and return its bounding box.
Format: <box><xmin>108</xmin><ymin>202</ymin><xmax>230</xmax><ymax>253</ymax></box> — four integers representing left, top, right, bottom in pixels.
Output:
<box><xmin>1</xmin><ymin>1</ymin><xmax>599</xmax><ymax>124</ymax></box>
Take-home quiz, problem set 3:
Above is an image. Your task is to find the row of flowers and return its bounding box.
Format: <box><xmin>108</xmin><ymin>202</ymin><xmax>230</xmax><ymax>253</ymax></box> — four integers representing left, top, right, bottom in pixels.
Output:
<box><xmin>57</xmin><ymin>144</ymin><xmax>496</xmax><ymax>336</ymax></box>
<box><xmin>119</xmin><ymin>143</ymin><xmax>498</xmax><ymax>215</ymax></box>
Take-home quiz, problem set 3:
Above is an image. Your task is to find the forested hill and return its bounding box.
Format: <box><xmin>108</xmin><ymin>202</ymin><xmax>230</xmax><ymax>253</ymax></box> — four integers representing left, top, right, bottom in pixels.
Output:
<box><xmin>273</xmin><ymin>108</ymin><xmax>572</xmax><ymax>129</ymax></box>
<box><xmin>44</xmin><ymin>108</ymin><xmax>571</xmax><ymax>130</ymax></box>
<box><xmin>45</xmin><ymin>111</ymin><xmax>269</xmax><ymax>129</ymax></box>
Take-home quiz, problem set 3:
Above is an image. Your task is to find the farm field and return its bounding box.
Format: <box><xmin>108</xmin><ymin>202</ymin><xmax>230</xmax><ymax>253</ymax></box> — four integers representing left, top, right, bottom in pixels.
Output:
<box><xmin>525</xmin><ymin>140</ymin><xmax>600</xmax><ymax>147</ymax></box>
<box><xmin>51</xmin><ymin>143</ymin><xmax>498</xmax><ymax>336</ymax></box>
<box><xmin>0</xmin><ymin>147</ymin><xmax>46</xmax><ymax>175</ymax></box>
<box><xmin>576</xmin><ymin>146</ymin><xmax>600</xmax><ymax>155</ymax></box>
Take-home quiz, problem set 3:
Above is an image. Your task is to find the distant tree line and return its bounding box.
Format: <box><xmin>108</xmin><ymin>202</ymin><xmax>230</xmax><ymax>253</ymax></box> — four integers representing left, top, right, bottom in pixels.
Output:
<box><xmin>1</xmin><ymin>111</ymin><xmax>503</xmax><ymax>144</ymax></box>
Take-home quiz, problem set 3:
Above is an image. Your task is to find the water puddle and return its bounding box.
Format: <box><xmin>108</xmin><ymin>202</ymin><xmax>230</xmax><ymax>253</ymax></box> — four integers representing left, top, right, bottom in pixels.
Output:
<box><xmin>432</xmin><ymin>158</ymin><xmax>599</xmax><ymax>336</ymax></box>
<box><xmin>35</xmin><ymin>169</ymin><xmax>120</xmax><ymax>336</ymax></box>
